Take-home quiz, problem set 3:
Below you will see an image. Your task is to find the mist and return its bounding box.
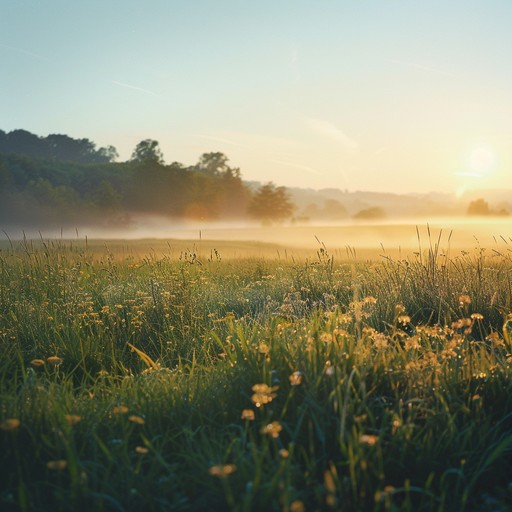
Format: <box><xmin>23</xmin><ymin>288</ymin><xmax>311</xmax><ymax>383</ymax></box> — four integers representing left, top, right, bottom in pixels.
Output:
<box><xmin>2</xmin><ymin>215</ymin><xmax>511</xmax><ymax>259</ymax></box>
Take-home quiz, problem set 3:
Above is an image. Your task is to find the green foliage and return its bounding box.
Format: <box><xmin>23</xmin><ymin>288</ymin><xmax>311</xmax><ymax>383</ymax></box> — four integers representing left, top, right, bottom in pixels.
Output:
<box><xmin>0</xmin><ymin>129</ymin><xmax>117</xmax><ymax>164</ymax></box>
<box><xmin>130</xmin><ymin>139</ymin><xmax>164</xmax><ymax>165</ymax></box>
<box><xmin>0</xmin><ymin>146</ymin><xmax>254</xmax><ymax>226</ymax></box>
<box><xmin>1</xmin><ymin>240</ymin><xmax>512</xmax><ymax>510</ymax></box>
<box><xmin>248</xmin><ymin>182</ymin><xmax>295</xmax><ymax>224</ymax></box>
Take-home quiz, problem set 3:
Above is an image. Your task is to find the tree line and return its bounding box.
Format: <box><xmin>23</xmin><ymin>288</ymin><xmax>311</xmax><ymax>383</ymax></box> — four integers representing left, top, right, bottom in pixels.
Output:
<box><xmin>0</xmin><ymin>130</ymin><xmax>294</xmax><ymax>228</ymax></box>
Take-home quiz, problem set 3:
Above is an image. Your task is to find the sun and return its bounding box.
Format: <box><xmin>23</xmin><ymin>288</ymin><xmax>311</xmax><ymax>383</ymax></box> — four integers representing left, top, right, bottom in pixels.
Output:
<box><xmin>467</xmin><ymin>146</ymin><xmax>496</xmax><ymax>176</ymax></box>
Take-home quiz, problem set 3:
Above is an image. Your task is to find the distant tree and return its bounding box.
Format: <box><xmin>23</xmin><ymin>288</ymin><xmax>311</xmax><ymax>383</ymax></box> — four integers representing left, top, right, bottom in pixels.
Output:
<box><xmin>352</xmin><ymin>206</ymin><xmax>386</xmax><ymax>220</ymax></box>
<box><xmin>196</xmin><ymin>152</ymin><xmax>228</xmax><ymax>176</ymax></box>
<box><xmin>97</xmin><ymin>145</ymin><xmax>119</xmax><ymax>163</ymax></box>
<box><xmin>467</xmin><ymin>198</ymin><xmax>509</xmax><ymax>216</ymax></box>
<box><xmin>248</xmin><ymin>182</ymin><xmax>294</xmax><ymax>223</ymax></box>
<box><xmin>323</xmin><ymin>199</ymin><xmax>348</xmax><ymax>219</ymax></box>
<box><xmin>467</xmin><ymin>198</ymin><xmax>491</xmax><ymax>216</ymax></box>
<box><xmin>5</xmin><ymin>129</ymin><xmax>45</xmax><ymax>157</ymax></box>
<box><xmin>130</xmin><ymin>139</ymin><xmax>164</xmax><ymax>164</ymax></box>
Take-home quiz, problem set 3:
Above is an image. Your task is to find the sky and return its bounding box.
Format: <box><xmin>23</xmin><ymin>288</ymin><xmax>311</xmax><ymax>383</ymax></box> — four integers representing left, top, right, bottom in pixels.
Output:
<box><xmin>2</xmin><ymin>0</ymin><xmax>512</xmax><ymax>194</ymax></box>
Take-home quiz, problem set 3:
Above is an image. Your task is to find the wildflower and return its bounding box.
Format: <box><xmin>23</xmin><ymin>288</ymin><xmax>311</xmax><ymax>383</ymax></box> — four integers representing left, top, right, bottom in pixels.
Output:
<box><xmin>471</xmin><ymin>313</ymin><xmax>484</xmax><ymax>321</ymax></box>
<box><xmin>459</xmin><ymin>294</ymin><xmax>471</xmax><ymax>306</ymax></box>
<box><xmin>31</xmin><ymin>359</ymin><xmax>45</xmax><ymax>367</ymax></box>
<box><xmin>278</xmin><ymin>448</ymin><xmax>289</xmax><ymax>459</ymax></box>
<box><xmin>241</xmin><ymin>409</ymin><xmax>255</xmax><ymax>421</ymax></box>
<box><xmin>112</xmin><ymin>405</ymin><xmax>129</xmax><ymax>414</ymax></box>
<box><xmin>486</xmin><ymin>332</ymin><xmax>504</xmax><ymax>348</ymax></box>
<box><xmin>47</xmin><ymin>460</ymin><xmax>67</xmax><ymax>471</ymax></box>
<box><xmin>47</xmin><ymin>356</ymin><xmax>63</xmax><ymax>365</ymax></box>
<box><xmin>258</xmin><ymin>343</ymin><xmax>270</xmax><ymax>354</ymax></box>
<box><xmin>289</xmin><ymin>500</ymin><xmax>305</xmax><ymax>512</ymax></box>
<box><xmin>128</xmin><ymin>415</ymin><xmax>145</xmax><ymax>425</ymax></box>
<box><xmin>375</xmin><ymin>485</ymin><xmax>396</xmax><ymax>504</ymax></box>
<box><xmin>289</xmin><ymin>371</ymin><xmax>303</xmax><ymax>386</ymax></box>
<box><xmin>0</xmin><ymin>418</ymin><xmax>21</xmax><ymax>431</ymax></box>
<box><xmin>397</xmin><ymin>315</ymin><xmax>411</xmax><ymax>325</ymax></box>
<box><xmin>251</xmin><ymin>383</ymin><xmax>278</xmax><ymax>408</ymax></box>
<box><xmin>359</xmin><ymin>434</ymin><xmax>378</xmax><ymax>446</ymax></box>
<box><xmin>320</xmin><ymin>332</ymin><xmax>333</xmax><ymax>343</ymax></box>
<box><xmin>325</xmin><ymin>364</ymin><xmax>335</xmax><ymax>377</ymax></box>
<box><xmin>260</xmin><ymin>421</ymin><xmax>283</xmax><ymax>438</ymax></box>
<box><xmin>65</xmin><ymin>414</ymin><xmax>81</xmax><ymax>426</ymax></box>
<box><xmin>372</xmin><ymin>333</ymin><xmax>388</xmax><ymax>350</ymax></box>
<box><xmin>135</xmin><ymin>446</ymin><xmax>149</xmax><ymax>455</ymax></box>
<box><xmin>208</xmin><ymin>464</ymin><xmax>237</xmax><ymax>477</ymax></box>
<box><xmin>324</xmin><ymin>468</ymin><xmax>336</xmax><ymax>493</ymax></box>
<box><xmin>404</xmin><ymin>336</ymin><xmax>420</xmax><ymax>350</ymax></box>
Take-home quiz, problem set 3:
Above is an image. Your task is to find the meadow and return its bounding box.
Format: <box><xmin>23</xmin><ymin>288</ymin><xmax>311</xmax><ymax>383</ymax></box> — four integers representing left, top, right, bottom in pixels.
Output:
<box><xmin>1</xmin><ymin>229</ymin><xmax>512</xmax><ymax>511</ymax></box>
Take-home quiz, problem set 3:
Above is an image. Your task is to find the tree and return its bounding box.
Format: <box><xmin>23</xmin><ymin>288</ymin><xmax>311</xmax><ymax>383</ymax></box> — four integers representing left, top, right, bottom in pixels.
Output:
<box><xmin>352</xmin><ymin>206</ymin><xmax>386</xmax><ymax>220</ymax></box>
<box><xmin>467</xmin><ymin>198</ymin><xmax>491</xmax><ymax>216</ymax></box>
<box><xmin>195</xmin><ymin>152</ymin><xmax>241</xmax><ymax>178</ymax></box>
<box><xmin>97</xmin><ymin>145</ymin><xmax>119</xmax><ymax>163</ymax></box>
<box><xmin>130</xmin><ymin>139</ymin><xmax>164</xmax><ymax>164</ymax></box>
<box><xmin>247</xmin><ymin>182</ymin><xmax>294</xmax><ymax>223</ymax></box>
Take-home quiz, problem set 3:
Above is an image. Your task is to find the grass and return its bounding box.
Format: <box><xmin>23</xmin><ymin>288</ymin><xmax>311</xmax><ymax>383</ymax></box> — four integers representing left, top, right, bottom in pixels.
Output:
<box><xmin>1</xmin><ymin>235</ymin><xmax>512</xmax><ymax>511</ymax></box>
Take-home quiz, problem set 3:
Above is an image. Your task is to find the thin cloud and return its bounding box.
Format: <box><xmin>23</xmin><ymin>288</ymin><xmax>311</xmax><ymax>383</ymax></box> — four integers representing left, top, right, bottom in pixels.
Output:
<box><xmin>193</xmin><ymin>134</ymin><xmax>249</xmax><ymax>148</ymax></box>
<box><xmin>0</xmin><ymin>42</ymin><xmax>50</xmax><ymax>62</ymax></box>
<box><xmin>385</xmin><ymin>58</ymin><xmax>452</xmax><ymax>76</ymax></box>
<box><xmin>271</xmin><ymin>159</ymin><xmax>323</xmax><ymax>176</ymax></box>
<box><xmin>109</xmin><ymin>80</ymin><xmax>162</xmax><ymax>98</ymax></box>
<box><xmin>304</xmin><ymin>117</ymin><xmax>359</xmax><ymax>150</ymax></box>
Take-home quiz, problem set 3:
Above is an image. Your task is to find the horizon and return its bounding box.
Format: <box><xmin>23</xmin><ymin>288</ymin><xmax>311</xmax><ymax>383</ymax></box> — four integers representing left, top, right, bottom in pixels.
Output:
<box><xmin>3</xmin><ymin>1</ymin><xmax>511</xmax><ymax>195</ymax></box>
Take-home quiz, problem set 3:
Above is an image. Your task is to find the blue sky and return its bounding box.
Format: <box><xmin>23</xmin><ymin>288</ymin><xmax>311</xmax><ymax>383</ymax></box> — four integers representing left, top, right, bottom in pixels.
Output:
<box><xmin>2</xmin><ymin>0</ymin><xmax>511</xmax><ymax>194</ymax></box>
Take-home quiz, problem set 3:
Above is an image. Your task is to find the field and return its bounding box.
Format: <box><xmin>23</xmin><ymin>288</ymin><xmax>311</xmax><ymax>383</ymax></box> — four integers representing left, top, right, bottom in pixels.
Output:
<box><xmin>1</xmin><ymin>225</ymin><xmax>512</xmax><ymax>511</ymax></box>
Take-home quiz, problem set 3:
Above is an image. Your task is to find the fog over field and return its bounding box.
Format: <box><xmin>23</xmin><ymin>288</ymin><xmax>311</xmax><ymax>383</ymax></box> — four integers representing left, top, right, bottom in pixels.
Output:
<box><xmin>2</xmin><ymin>216</ymin><xmax>511</xmax><ymax>259</ymax></box>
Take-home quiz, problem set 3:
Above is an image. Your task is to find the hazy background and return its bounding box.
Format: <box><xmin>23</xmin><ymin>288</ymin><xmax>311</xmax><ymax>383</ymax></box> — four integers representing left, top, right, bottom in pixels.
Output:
<box><xmin>3</xmin><ymin>0</ymin><xmax>512</xmax><ymax>195</ymax></box>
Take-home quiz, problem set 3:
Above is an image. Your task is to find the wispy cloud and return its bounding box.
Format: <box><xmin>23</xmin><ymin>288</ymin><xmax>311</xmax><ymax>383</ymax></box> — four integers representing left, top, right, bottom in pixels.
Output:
<box><xmin>385</xmin><ymin>58</ymin><xmax>452</xmax><ymax>76</ymax></box>
<box><xmin>0</xmin><ymin>42</ymin><xmax>50</xmax><ymax>62</ymax></box>
<box><xmin>271</xmin><ymin>159</ymin><xmax>323</xmax><ymax>176</ymax></box>
<box><xmin>193</xmin><ymin>134</ymin><xmax>249</xmax><ymax>148</ymax></box>
<box><xmin>303</xmin><ymin>117</ymin><xmax>359</xmax><ymax>150</ymax></box>
<box><xmin>109</xmin><ymin>80</ymin><xmax>162</xmax><ymax>98</ymax></box>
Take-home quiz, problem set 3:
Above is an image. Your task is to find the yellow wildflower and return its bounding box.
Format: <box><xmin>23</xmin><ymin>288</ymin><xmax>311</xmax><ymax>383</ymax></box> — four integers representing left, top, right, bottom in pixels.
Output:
<box><xmin>251</xmin><ymin>383</ymin><xmax>278</xmax><ymax>408</ymax></box>
<box><xmin>260</xmin><ymin>421</ymin><xmax>283</xmax><ymax>438</ymax></box>
<box><xmin>208</xmin><ymin>464</ymin><xmax>237</xmax><ymax>477</ymax></box>
<box><xmin>359</xmin><ymin>434</ymin><xmax>378</xmax><ymax>446</ymax></box>
<box><xmin>47</xmin><ymin>460</ymin><xmax>67</xmax><ymax>471</ymax></box>
<box><xmin>47</xmin><ymin>356</ymin><xmax>63</xmax><ymax>365</ymax></box>
<box><xmin>0</xmin><ymin>418</ymin><xmax>21</xmax><ymax>431</ymax></box>
<box><xmin>241</xmin><ymin>409</ymin><xmax>255</xmax><ymax>421</ymax></box>
<box><xmin>112</xmin><ymin>405</ymin><xmax>129</xmax><ymax>414</ymax></box>
<box><xmin>128</xmin><ymin>415</ymin><xmax>145</xmax><ymax>425</ymax></box>
<box><xmin>65</xmin><ymin>414</ymin><xmax>81</xmax><ymax>426</ymax></box>
<box><xmin>289</xmin><ymin>371</ymin><xmax>303</xmax><ymax>386</ymax></box>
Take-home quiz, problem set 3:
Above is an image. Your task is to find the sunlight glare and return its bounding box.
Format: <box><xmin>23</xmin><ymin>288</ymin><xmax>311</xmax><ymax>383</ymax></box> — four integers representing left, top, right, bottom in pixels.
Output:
<box><xmin>468</xmin><ymin>146</ymin><xmax>495</xmax><ymax>176</ymax></box>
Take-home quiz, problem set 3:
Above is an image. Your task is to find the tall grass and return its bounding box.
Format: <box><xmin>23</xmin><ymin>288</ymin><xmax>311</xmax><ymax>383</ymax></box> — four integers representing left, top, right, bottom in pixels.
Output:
<box><xmin>1</xmin><ymin>237</ymin><xmax>512</xmax><ymax>511</ymax></box>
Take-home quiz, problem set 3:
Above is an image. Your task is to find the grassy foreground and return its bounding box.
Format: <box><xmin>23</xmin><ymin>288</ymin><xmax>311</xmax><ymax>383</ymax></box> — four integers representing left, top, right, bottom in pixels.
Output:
<box><xmin>1</xmin><ymin>238</ymin><xmax>512</xmax><ymax>511</ymax></box>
